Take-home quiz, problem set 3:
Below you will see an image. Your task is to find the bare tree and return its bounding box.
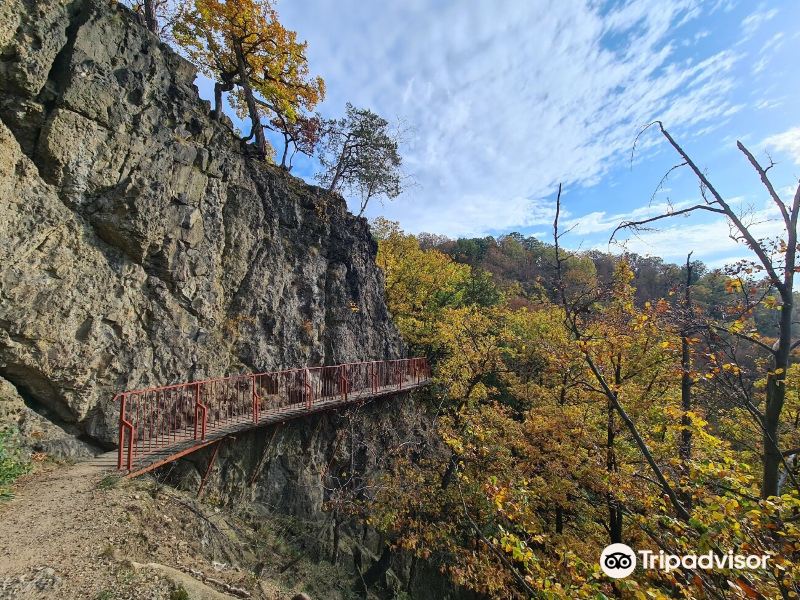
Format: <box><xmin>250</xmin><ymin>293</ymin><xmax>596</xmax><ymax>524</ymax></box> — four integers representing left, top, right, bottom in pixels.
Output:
<box><xmin>680</xmin><ymin>252</ymin><xmax>695</xmax><ymax>465</ymax></box>
<box><xmin>612</xmin><ymin>121</ymin><xmax>800</xmax><ymax>499</ymax></box>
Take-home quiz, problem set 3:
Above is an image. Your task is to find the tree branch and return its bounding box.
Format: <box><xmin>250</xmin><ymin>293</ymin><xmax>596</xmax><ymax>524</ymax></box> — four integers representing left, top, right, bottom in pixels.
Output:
<box><xmin>737</xmin><ymin>141</ymin><xmax>790</xmax><ymax>227</ymax></box>
<box><xmin>610</xmin><ymin>204</ymin><xmax>726</xmax><ymax>243</ymax></box>
<box><xmin>654</xmin><ymin>122</ymin><xmax>784</xmax><ymax>291</ymax></box>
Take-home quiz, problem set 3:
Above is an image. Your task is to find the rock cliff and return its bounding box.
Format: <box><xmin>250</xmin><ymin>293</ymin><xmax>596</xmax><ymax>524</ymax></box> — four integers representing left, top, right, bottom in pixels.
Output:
<box><xmin>0</xmin><ymin>0</ymin><xmax>404</xmax><ymax>450</ymax></box>
<box><xmin>0</xmin><ymin>4</ymin><xmax>468</xmax><ymax>596</ymax></box>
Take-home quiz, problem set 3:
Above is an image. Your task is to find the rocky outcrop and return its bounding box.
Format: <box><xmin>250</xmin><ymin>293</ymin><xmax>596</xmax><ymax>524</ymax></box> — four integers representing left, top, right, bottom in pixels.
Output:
<box><xmin>0</xmin><ymin>0</ymin><xmax>403</xmax><ymax>447</ymax></box>
<box><xmin>0</xmin><ymin>375</ymin><xmax>99</xmax><ymax>459</ymax></box>
<box><xmin>0</xmin><ymin>3</ymin><xmax>460</xmax><ymax>596</ymax></box>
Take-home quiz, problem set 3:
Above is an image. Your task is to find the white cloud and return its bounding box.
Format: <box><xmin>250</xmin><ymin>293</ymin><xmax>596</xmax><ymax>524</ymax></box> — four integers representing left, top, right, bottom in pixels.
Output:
<box><xmin>752</xmin><ymin>55</ymin><xmax>769</xmax><ymax>74</ymax></box>
<box><xmin>752</xmin><ymin>32</ymin><xmax>785</xmax><ymax>74</ymax></box>
<box><xmin>741</xmin><ymin>6</ymin><xmax>779</xmax><ymax>40</ymax></box>
<box><xmin>604</xmin><ymin>201</ymin><xmax>787</xmax><ymax>264</ymax></box>
<box><xmin>762</xmin><ymin>127</ymin><xmax>800</xmax><ymax>165</ymax></box>
<box><xmin>755</xmin><ymin>98</ymin><xmax>783</xmax><ymax>110</ymax></box>
<box><xmin>564</xmin><ymin>200</ymin><xmax>694</xmax><ymax>237</ymax></box>
<box><xmin>275</xmin><ymin>0</ymin><xmax>743</xmax><ymax>238</ymax></box>
<box><xmin>710</xmin><ymin>0</ymin><xmax>738</xmax><ymax>13</ymax></box>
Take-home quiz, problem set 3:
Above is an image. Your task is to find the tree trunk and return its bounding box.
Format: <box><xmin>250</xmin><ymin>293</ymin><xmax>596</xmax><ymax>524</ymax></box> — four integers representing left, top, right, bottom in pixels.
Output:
<box><xmin>680</xmin><ymin>335</ymin><xmax>692</xmax><ymax>459</ymax></box>
<box><xmin>280</xmin><ymin>133</ymin><xmax>290</xmax><ymax>168</ymax></box>
<box><xmin>327</xmin><ymin>139</ymin><xmax>353</xmax><ymax>192</ymax></box>
<box><xmin>331</xmin><ymin>510</ymin><xmax>341</xmax><ymax>564</ymax></box>
<box><xmin>607</xmin><ymin>379</ymin><xmax>623</xmax><ymax>543</ymax></box>
<box><xmin>680</xmin><ymin>256</ymin><xmax>694</xmax><ymax>464</ymax></box>
<box><xmin>143</xmin><ymin>0</ymin><xmax>158</xmax><ymax>34</ymax></box>
<box><xmin>441</xmin><ymin>452</ymin><xmax>459</xmax><ymax>489</ymax></box>
<box><xmin>406</xmin><ymin>554</ymin><xmax>417</xmax><ymax>593</ymax></box>
<box><xmin>763</xmin><ymin>292</ymin><xmax>793</xmax><ymax>498</ymax></box>
<box><xmin>362</xmin><ymin>546</ymin><xmax>392</xmax><ymax>589</ymax></box>
<box><xmin>555</xmin><ymin>505</ymin><xmax>564</xmax><ymax>534</ymax></box>
<box><xmin>213</xmin><ymin>82</ymin><xmax>223</xmax><ymax>120</ymax></box>
<box><xmin>586</xmin><ymin>356</ymin><xmax>691</xmax><ymax>521</ymax></box>
<box><xmin>234</xmin><ymin>42</ymin><xmax>268</xmax><ymax>157</ymax></box>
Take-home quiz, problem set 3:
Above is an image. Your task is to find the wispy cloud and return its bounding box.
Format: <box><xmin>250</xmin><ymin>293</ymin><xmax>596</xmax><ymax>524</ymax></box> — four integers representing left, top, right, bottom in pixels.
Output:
<box><xmin>762</xmin><ymin>127</ymin><xmax>800</xmax><ymax>165</ymax></box>
<box><xmin>605</xmin><ymin>200</ymin><xmax>786</xmax><ymax>263</ymax></box>
<box><xmin>564</xmin><ymin>200</ymin><xmax>694</xmax><ymax>238</ymax></box>
<box><xmin>752</xmin><ymin>32</ymin><xmax>785</xmax><ymax>74</ymax></box>
<box><xmin>277</xmin><ymin>0</ymin><xmax>742</xmax><ymax>237</ymax></box>
<box><xmin>740</xmin><ymin>5</ymin><xmax>779</xmax><ymax>40</ymax></box>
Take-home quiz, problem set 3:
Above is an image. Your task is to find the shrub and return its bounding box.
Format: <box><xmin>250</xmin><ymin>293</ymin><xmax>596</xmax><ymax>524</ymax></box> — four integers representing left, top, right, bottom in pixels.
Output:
<box><xmin>0</xmin><ymin>428</ymin><xmax>30</xmax><ymax>500</ymax></box>
<box><xmin>170</xmin><ymin>586</ymin><xmax>189</xmax><ymax>600</ymax></box>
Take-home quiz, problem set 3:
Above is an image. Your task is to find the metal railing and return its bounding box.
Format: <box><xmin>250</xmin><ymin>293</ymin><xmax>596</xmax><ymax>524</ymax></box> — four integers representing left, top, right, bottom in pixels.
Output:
<box><xmin>117</xmin><ymin>358</ymin><xmax>430</xmax><ymax>471</ymax></box>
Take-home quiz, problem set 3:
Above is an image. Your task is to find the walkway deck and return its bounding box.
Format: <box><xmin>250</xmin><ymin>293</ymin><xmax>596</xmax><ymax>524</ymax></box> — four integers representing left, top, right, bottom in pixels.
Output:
<box><xmin>116</xmin><ymin>358</ymin><xmax>430</xmax><ymax>477</ymax></box>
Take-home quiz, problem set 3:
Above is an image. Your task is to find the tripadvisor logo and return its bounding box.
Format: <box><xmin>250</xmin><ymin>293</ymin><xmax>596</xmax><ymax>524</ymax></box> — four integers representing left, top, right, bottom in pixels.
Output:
<box><xmin>600</xmin><ymin>543</ymin><xmax>636</xmax><ymax>579</ymax></box>
<box><xmin>600</xmin><ymin>543</ymin><xmax>770</xmax><ymax>579</ymax></box>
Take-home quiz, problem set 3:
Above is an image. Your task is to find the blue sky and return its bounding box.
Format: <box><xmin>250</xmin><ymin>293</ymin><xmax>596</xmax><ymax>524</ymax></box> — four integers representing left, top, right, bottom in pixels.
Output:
<box><xmin>196</xmin><ymin>0</ymin><xmax>800</xmax><ymax>268</ymax></box>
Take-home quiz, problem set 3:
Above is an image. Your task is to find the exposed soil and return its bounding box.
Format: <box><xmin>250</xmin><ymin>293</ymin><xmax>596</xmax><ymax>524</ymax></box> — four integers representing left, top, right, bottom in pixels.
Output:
<box><xmin>0</xmin><ymin>454</ymin><xmax>342</xmax><ymax>600</ymax></box>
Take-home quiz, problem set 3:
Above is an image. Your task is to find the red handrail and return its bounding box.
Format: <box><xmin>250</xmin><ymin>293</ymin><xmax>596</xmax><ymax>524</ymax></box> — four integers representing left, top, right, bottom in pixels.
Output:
<box><xmin>116</xmin><ymin>358</ymin><xmax>430</xmax><ymax>472</ymax></box>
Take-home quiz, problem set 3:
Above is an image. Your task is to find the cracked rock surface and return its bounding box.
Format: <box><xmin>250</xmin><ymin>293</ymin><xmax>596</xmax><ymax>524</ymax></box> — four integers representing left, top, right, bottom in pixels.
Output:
<box><xmin>0</xmin><ymin>0</ymin><xmax>403</xmax><ymax>446</ymax></box>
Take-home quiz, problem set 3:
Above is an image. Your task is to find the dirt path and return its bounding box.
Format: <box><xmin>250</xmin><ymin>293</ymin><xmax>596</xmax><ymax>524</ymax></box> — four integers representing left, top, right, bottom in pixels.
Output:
<box><xmin>0</xmin><ymin>455</ymin><xmax>296</xmax><ymax>599</ymax></box>
<box><xmin>1</xmin><ymin>454</ymin><xmax>116</xmax><ymax>579</ymax></box>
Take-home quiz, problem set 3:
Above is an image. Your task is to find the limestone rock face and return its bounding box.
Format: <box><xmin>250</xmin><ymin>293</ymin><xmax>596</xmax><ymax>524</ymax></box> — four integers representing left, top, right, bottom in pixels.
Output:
<box><xmin>0</xmin><ymin>0</ymin><xmax>403</xmax><ymax>445</ymax></box>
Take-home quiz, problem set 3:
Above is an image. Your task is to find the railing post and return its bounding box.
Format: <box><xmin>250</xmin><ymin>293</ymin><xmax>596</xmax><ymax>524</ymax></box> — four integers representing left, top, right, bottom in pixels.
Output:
<box><xmin>339</xmin><ymin>365</ymin><xmax>348</xmax><ymax>402</ymax></box>
<box><xmin>304</xmin><ymin>368</ymin><xmax>311</xmax><ymax>410</ymax></box>
<box><xmin>251</xmin><ymin>374</ymin><xmax>259</xmax><ymax>424</ymax></box>
<box><xmin>194</xmin><ymin>382</ymin><xmax>206</xmax><ymax>440</ymax></box>
<box><xmin>117</xmin><ymin>394</ymin><xmax>135</xmax><ymax>471</ymax></box>
<box><xmin>117</xmin><ymin>394</ymin><xmax>125</xmax><ymax>470</ymax></box>
<box><xmin>193</xmin><ymin>383</ymin><xmax>199</xmax><ymax>439</ymax></box>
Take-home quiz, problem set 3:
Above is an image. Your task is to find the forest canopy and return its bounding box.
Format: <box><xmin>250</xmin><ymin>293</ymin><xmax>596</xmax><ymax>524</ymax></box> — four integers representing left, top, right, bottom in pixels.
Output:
<box><xmin>362</xmin><ymin>214</ymin><xmax>800</xmax><ymax>598</ymax></box>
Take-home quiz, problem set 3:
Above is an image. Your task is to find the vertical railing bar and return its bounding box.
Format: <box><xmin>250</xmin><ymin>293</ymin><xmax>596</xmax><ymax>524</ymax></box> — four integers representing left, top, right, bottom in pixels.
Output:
<box><xmin>117</xmin><ymin>394</ymin><xmax>126</xmax><ymax>470</ymax></box>
<box><xmin>147</xmin><ymin>391</ymin><xmax>152</xmax><ymax>454</ymax></box>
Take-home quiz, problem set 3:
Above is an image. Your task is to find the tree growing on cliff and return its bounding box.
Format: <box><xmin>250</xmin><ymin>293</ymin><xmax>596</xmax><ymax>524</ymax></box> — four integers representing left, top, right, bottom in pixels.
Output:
<box><xmin>127</xmin><ymin>0</ymin><xmax>188</xmax><ymax>40</ymax></box>
<box><xmin>316</xmin><ymin>104</ymin><xmax>403</xmax><ymax>216</ymax></box>
<box><xmin>270</xmin><ymin>112</ymin><xmax>322</xmax><ymax>170</ymax></box>
<box><xmin>174</xmin><ymin>0</ymin><xmax>324</xmax><ymax>159</ymax></box>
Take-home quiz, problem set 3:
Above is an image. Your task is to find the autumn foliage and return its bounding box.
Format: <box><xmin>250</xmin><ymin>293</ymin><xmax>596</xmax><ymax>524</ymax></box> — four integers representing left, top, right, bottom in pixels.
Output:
<box><xmin>174</xmin><ymin>0</ymin><xmax>324</xmax><ymax>161</ymax></box>
<box><xmin>365</xmin><ymin>219</ymin><xmax>800</xmax><ymax>599</ymax></box>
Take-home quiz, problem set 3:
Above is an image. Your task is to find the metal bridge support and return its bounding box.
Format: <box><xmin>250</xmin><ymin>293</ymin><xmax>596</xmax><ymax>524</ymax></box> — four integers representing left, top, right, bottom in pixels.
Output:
<box><xmin>248</xmin><ymin>424</ymin><xmax>282</xmax><ymax>487</ymax></box>
<box><xmin>197</xmin><ymin>437</ymin><xmax>228</xmax><ymax>499</ymax></box>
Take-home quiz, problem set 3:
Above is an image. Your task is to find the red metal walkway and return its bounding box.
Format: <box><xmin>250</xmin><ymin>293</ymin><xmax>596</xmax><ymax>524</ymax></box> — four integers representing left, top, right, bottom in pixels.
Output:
<box><xmin>117</xmin><ymin>358</ymin><xmax>430</xmax><ymax>477</ymax></box>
